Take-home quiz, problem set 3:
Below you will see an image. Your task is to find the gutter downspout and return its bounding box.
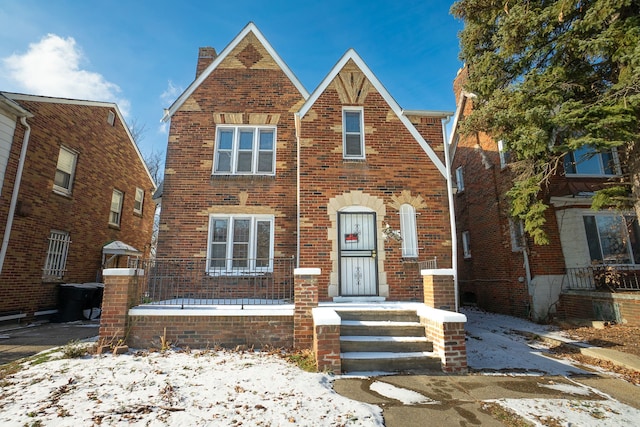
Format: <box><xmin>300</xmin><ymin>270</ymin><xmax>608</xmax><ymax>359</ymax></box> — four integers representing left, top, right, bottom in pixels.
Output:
<box><xmin>442</xmin><ymin>115</ymin><xmax>459</xmax><ymax>312</ymax></box>
<box><xmin>294</xmin><ymin>113</ymin><xmax>301</xmax><ymax>268</ymax></box>
<box><xmin>0</xmin><ymin>116</ymin><xmax>31</xmax><ymax>274</ymax></box>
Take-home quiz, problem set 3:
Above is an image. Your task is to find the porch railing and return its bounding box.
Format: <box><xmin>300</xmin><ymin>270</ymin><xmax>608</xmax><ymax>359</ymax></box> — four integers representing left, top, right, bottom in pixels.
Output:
<box><xmin>129</xmin><ymin>257</ymin><xmax>295</xmax><ymax>306</ymax></box>
<box><xmin>565</xmin><ymin>265</ymin><xmax>640</xmax><ymax>291</ymax></box>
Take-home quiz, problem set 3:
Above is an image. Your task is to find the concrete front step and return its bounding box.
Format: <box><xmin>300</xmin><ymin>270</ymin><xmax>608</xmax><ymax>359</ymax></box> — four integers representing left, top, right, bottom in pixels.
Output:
<box><xmin>337</xmin><ymin>309</ymin><xmax>420</xmax><ymax>323</ymax></box>
<box><xmin>341</xmin><ymin>351</ymin><xmax>441</xmax><ymax>372</ymax></box>
<box><xmin>340</xmin><ymin>320</ymin><xmax>425</xmax><ymax>337</ymax></box>
<box><xmin>341</xmin><ymin>335</ymin><xmax>433</xmax><ymax>353</ymax></box>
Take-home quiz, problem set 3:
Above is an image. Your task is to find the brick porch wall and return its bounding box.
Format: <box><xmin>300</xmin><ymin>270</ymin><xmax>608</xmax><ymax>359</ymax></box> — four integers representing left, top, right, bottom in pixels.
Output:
<box><xmin>419</xmin><ymin>307</ymin><xmax>467</xmax><ymax>374</ymax></box>
<box><xmin>558</xmin><ymin>291</ymin><xmax>640</xmax><ymax>326</ymax></box>
<box><xmin>99</xmin><ymin>268</ymin><xmax>144</xmax><ymax>344</ymax></box>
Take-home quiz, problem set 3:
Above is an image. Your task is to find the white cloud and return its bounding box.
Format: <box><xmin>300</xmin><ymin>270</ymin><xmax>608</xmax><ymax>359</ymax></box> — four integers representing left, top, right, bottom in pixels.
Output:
<box><xmin>2</xmin><ymin>34</ymin><xmax>130</xmax><ymax>116</ymax></box>
<box><xmin>158</xmin><ymin>80</ymin><xmax>183</xmax><ymax>134</ymax></box>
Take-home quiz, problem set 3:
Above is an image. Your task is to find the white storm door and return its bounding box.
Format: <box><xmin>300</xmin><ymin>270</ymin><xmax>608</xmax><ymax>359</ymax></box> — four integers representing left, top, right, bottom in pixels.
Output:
<box><xmin>338</xmin><ymin>212</ymin><xmax>378</xmax><ymax>296</ymax></box>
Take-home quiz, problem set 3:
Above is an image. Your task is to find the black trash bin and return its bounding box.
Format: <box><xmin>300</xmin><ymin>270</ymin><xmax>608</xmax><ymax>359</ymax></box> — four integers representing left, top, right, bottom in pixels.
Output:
<box><xmin>57</xmin><ymin>283</ymin><xmax>97</xmax><ymax>322</ymax></box>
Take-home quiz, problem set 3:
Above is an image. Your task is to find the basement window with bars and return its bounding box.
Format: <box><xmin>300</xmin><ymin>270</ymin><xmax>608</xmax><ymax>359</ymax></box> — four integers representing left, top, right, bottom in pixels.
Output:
<box><xmin>43</xmin><ymin>230</ymin><xmax>71</xmax><ymax>279</ymax></box>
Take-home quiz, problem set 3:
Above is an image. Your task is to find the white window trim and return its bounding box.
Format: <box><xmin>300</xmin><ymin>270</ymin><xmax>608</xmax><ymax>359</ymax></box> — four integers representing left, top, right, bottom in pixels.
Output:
<box><xmin>462</xmin><ymin>231</ymin><xmax>471</xmax><ymax>259</ymax></box>
<box><xmin>206</xmin><ymin>214</ymin><xmax>275</xmax><ymax>274</ymax></box>
<box><xmin>342</xmin><ymin>107</ymin><xmax>365</xmax><ymax>159</ymax></box>
<box><xmin>43</xmin><ymin>230</ymin><xmax>71</xmax><ymax>279</ymax></box>
<box><xmin>53</xmin><ymin>146</ymin><xmax>78</xmax><ymax>196</ymax></box>
<box><xmin>455</xmin><ymin>166</ymin><xmax>465</xmax><ymax>193</ymax></box>
<box><xmin>510</xmin><ymin>218</ymin><xmax>525</xmax><ymax>252</ymax></box>
<box><xmin>498</xmin><ymin>140</ymin><xmax>509</xmax><ymax>169</ymax></box>
<box><xmin>212</xmin><ymin>125</ymin><xmax>277</xmax><ymax>175</ymax></box>
<box><xmin>133</xmin><ymin>187</ymin><xmax>144</xmax><ymax>215</ymax></box>
<box><xmin>109</xmin><ymin>189</ymin><xmax>124</xmax><ymax>227</ymax></box>
<box><xmin>583</xmin><ymin>212</ymin><xmax>639</xmax><ymax>266</ymax></box>
<box><xmin>399</xmin><ymin>204</ymin><xmax>418</xmax><ymax>258</ymax></box>
<box><xmin>565</xmin><ymin>146</ymin><xmax>621</xmax><ymax>177</ymax></box>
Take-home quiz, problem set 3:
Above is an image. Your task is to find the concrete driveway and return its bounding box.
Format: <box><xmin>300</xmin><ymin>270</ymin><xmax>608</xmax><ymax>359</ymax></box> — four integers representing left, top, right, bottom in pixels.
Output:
<box><xmin>0</xmin><ymin>321</ymin><xmax>99</xmax><ymax>365</ymax></box>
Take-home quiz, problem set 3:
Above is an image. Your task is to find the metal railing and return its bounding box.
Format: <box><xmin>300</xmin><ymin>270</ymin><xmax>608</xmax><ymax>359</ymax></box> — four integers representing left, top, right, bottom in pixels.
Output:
<box><xmin>130</xmin><ymin>257</ymin><xmax>295</xmax><ymax>306</ymax></box>
<box><xmin>418</xmin><ymin>257</ymin><xmax>438</xmax><ymax>270</ymax></box>
<box><xmin>565</xmin><ymin>265</ymin><xmax>640</xmax><ymax>291</ymax></box>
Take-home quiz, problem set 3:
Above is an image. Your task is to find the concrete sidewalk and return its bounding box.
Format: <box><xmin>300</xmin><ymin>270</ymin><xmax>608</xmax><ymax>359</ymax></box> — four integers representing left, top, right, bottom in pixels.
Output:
<box><xmin>0</xmin><ymin>321</ymin><xmax>99</xmax><ymax>365</ymax></box>
<box><xmin>333</xmin><ymin>372</ymin><xmax>640</xmax><ymax>426</ymax></box>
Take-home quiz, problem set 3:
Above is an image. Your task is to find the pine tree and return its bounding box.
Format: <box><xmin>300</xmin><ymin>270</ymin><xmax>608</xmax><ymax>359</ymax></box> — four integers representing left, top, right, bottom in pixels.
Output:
<box><xmin>451</xmin><ymin>0</ymin><xmax>640</xmax><ymax>244</ymax></box>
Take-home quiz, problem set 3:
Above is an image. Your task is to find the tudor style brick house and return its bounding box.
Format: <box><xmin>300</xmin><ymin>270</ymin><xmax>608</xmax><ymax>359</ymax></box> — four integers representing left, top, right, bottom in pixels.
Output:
<box><xmin>157</xmin><ymin>22</ymin><xmax>454</xmax><ymax>304</ymax></box>
<box><xmin>0</xmin><ymin>93</ymin><xmax>156</xmax><ymax>323</ymax></box>
<box><xmin>451</xmin><ymin>68</ymin><xmax>640</xmax><ymax>324</ymax></box>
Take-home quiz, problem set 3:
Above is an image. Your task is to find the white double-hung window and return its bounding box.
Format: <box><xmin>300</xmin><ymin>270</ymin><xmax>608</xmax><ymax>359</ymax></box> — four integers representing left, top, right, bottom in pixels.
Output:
<box><xmin>213</xmin><ymin>126</ymin><xmax>276</xmax><ymax>175</ymax></box>
<box><xmin>399</xmin><ymin>204</ymin><xmax>418</xmax><ymax>258</ymax></box>
<box><xmin>53</xmin><ymin>146</ymin><xmax>77</xmax><ymax>195</ymax></box>
<box><xmin>564</xmin><ymin>146</ymin><xmax>619</xmax><ymax>176</ymax></box>
<box><xmin>343</xmin><ymin>107</ymin><xmax>365</xmax><ymax>159</ymax></box>
<box><xmin>207</xmin><ymin>215</ymin><xmax>274</xmax><ymax>273</ymax></box>
<box><xmin>583</xmin><ymin>214</ymin><xmax>640</xmax><ymax>265</ymax></box>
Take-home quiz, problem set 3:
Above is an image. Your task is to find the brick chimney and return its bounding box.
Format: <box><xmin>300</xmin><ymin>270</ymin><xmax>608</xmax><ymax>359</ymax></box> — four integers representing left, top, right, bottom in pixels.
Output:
<box><xmin>196</xmin><ymin>47</ymin><xmax>217</xmax><ymax>77</ymax></box>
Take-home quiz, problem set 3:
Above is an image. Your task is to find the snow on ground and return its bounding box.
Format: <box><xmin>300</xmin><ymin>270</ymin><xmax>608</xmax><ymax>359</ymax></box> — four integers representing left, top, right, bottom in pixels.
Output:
<box><xmin>1</xmin><ymin>307</ymin><xmax>639</xmax><ymax>426</ymax></box>
<box><xmin>0</xmin><ymin>348</ymin><xmax>382</xmax><ymax>427</ymax></box>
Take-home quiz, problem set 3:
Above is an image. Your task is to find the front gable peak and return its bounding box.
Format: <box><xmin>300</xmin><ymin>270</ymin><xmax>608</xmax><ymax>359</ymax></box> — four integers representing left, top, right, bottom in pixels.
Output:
<box><xmin>298</xmin><ymin>49</ymin><xmax>448</xmax><ymax>177</ymax></box>
<box><xmin>163</xmin><ymin>22</ymin><xmax>309</xmax><ymax>121</ymax></box>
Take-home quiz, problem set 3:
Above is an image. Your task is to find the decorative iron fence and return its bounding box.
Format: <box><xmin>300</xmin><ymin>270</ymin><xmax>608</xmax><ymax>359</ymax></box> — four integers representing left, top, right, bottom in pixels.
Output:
<box><xmin>418</xmin><ymin>257</ymin><xmax>438</xmax><ymax>270</ymax></box>
<box><xmin>130</xmin><ymin>257</ymin><xmax>295</xmax><ymax>306</ymax></box>
<box><xmin>565</xmin><ymin>265</ymin><xmax>640</xmax><ymax>291</ymax></box>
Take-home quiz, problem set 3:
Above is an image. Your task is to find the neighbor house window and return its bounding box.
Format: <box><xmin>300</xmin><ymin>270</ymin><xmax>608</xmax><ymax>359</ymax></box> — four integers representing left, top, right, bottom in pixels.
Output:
<box><xmin>564</xmin><ymin>146</ymin><xmax>619</xmax><ymax>176</ymax></box>
<box><xmin>399</xmin><ymin>204</ymin><xmax>418</xmax><ymax>258</ymax></box>
<box><xmin>456</xmin><ymin>166</ymin><xmax>465</xmax><ymax>192</ymax></box>
<box><xmin>53</xmin><ymin>146</ymin><xmax>77</xmax><ymax>195</ymax></box>
<box><xmin>213</xmin><ymin>126</ymin><xmax>276</xmax><ymax>175</ymax></box>
<box><xmin>510</xmin><ymin>218</ymin><xmax>525</xmax><ymax>252</ymax></box>
<box><xmin>207</xmin><ymin>215</ymin><xmax>274</xmax><ymax>273</ymax></box>
<box><xmin>133</xmin><ymin>187</ymin><xmax>144</xmax><ymax>215</ymax></box>
<box><xmin>109</xmin><ymin>189</ymin><xmax>124</xmax><ymax>226</ymax></box>
<box><xmin>43</xmin><ymin>230</ymin><xmax>71</xmax><ymax>279</ymax></box>
<box><xmin>498</xmin><ymin>140</ymin><xmax>511</xmax><ymax>169</ymax></box>
<box><xmin>343</xmin><ymin>108</ymin><xmax>364</xmax><ymax>159</ymax></box>
<box><xmin>583</xmin><ymin>214</ymin><xmax>640</xmax><ymax>265</ymax></box>
<box><xmin>462</xmin><ymin>231</ymin><xmax>471</xmax><ymax>259</ymax></box>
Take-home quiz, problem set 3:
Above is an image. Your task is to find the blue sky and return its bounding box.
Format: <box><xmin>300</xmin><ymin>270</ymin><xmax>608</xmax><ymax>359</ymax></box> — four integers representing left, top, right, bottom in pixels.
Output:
<box><xmin>0</xmin><ymin>1</ymin><xmax>463</xmax><ymax>164</ymax></box>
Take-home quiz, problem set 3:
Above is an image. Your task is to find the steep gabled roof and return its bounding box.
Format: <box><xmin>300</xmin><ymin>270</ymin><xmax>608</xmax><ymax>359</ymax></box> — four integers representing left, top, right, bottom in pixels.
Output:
<box><xmin>298</xmin><ymin>49</ymin><xmax>449</xmax><ymax>177</ymax></box>
<box><xmin>162</xmin><ymin>22</ymin><xmax>309</xmax><ymax>122</ymax></box>
<box><xmin>2</xmin><ymin>92</ymin><xmax>156</xmax><ymax>188</ymax></box>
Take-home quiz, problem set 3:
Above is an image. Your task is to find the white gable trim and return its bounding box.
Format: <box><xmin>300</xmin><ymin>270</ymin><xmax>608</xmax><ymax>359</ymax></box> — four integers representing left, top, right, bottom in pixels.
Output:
<box><xmin>162</xmin><ymin>22</ymin><xmax>309</xmax><ymax>122</ymax></box>
<box><xmin>298</xmin><ymin>49</ymin><xmax>448</xmax><ymax>177</ymax></box>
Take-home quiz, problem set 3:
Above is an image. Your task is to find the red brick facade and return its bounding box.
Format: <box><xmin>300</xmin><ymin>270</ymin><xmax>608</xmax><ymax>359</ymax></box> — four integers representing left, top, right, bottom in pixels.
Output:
<box><xmin>158</xmin><ymin>24</ymin><xmax>453</xmax><ymax>304</ymax></box>
<box><xmin>451</xmin><ymin>67</ymin><xmax>637</xmax><ymax>321</ymax></box>
<box><xmin>0</xmin><ymin>95</ymin><xmax>155</xmax><ymax>320</ymax></box>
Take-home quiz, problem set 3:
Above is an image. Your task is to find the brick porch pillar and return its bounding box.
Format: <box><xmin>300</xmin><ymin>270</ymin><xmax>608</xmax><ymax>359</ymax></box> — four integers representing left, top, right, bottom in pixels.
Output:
<box><xmin>293</xmin><ymin>268</ymin><xmax>320</xmax><ymax>349</ymax></box>
<box><xmin>422</xmin><ymin>268</ymin><xmax>456</xmax><ymax>311</ymax></box>
<box><xmin>99</xmin><ymin>268</ymin><xmax>144</xmax><ymax>345</ymax></box>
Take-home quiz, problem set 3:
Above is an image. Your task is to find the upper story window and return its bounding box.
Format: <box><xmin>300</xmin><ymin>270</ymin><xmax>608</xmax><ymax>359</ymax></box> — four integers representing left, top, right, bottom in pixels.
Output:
<box><xmin>455</xmin><ymin>166</ymin><xmax>465</xmax><ymax>193</ymax></box>
<box><xmin>109</xmin><ymin>189</ymin><xmax>124</xmax><ymax>227</ymax></box>
<box><xmin>462</xmin><ymin>230</ymin><xmax>471</xmax><ymax>259</ymax></box>
<box><xmin>53</xmin><ymin>146</ymin><xmax>77</xmax><ymax>195</ymax></box>
<box><xmin>213</xmin><ymin>126</ymin><xmax>276</xmax><ymax>175</ymax></box>
<box><xmin>564</xmin><ymin>146</ymin><xmax>620</xmax><ymax>176</ymax></box>
<box><xmin>583</xmin><ymin>214</ymin><xmax>640</xmax><ymax>265</ymax></box>
<box><xmin>43</xmin><ymin>230</ymin><xmax>71</xmax><ymax>279</ymax></box>
<box><xmin>343</xmin><ymin>108</ymin><xmax>365</xmax><ymax>159</ymax></box>
<box><xmin>133</xmin><ymin>187</ymin><xmax>144</xmax><ymax>215</ymax></box>
<box><xmin>399</xmin><ymin>204</ymin><xmax>418</xmax><ymax>258</ymax></box>
<box><xmin>207</xmin><ymin>214</ymin><xmax>274</xmax><ymax>273</ymax></box>
<box><xmin>498</xmin><ymin>140</ymin><xmax>511</xmax><ymax>169</ymax></box>
<box><xmin>510</xmin><ymin>218</ymin><xmax>525</xmax><ymax>252</ymax></box>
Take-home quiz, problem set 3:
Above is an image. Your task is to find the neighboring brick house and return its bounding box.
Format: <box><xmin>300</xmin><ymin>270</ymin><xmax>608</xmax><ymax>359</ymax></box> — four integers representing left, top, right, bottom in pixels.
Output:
<box><xmin>0</xmin><ymin>93</ymin><xmax>156</xmax><ymax>323</ymax></box>
<box><xmin>157</xmin><ymin>22</ymin><xmax>455</xmax><ymax>304</ymax></box>
<box><xmin>451</xmin><ymin>68</ymin><xmax>640</xmax><ymax>323</ymax></box>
